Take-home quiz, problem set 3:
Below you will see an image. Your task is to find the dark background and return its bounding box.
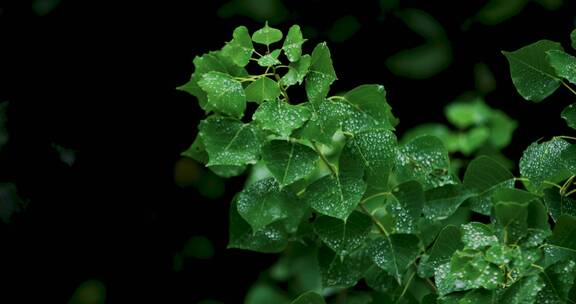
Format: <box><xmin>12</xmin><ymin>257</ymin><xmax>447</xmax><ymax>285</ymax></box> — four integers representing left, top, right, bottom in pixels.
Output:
<box><xmin>1</xmin><ymin>0</ymin><xmax>575</xmax><ymax>303</ymax></box>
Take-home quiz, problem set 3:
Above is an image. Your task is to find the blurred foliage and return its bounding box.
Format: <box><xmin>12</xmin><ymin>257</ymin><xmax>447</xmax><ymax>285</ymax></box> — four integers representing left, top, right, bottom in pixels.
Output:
<box><xmin>386</xmin><ymin>9</ymin><xmax>452</xmax><ymax>79</ymax></box>
<box><xmin>174</xmin><ymin>158</ymin><xmax>225</xmax><ymax>199</ymax></box>
<box><xmin>326</xmin><ymin>16</ymin><xmax>361</xmax><ymax>43</ymax></box>
<box><xmin>0</xmin><ymin>183</ymin><xmax>24</xmax><ymax>223</ymax></box>
<box><xmin>0</xmin><ymin>102</ymin><xmax>8</xmax><ymax>151</ymax></box>
<box><xmin>402</xmin><ymin>97</ymin><xmax>517</xmax><ymax>172</ymax></box>
<box><xmin>218</xmin><ymin>0</ymin><xmax>289</xmax><ymax>24</ymax></box>
<box><xmin>173</xmin><ymin>236</ymin><xmax>215</xmax><ymax>272</ymax></box>
<box><xmin>475</xmin><ymin>0</ymin><xmax>564</xmax><ymax>25</ymax></box>
<box><xmin>32</xmin><ymin>0</ymin><xmax>62</xmax><ymax>16</ymax></box>
<box><xmin>68</xmin><ymin>280</ymin><xmax>106</xmax><ymax>304</ymax></box>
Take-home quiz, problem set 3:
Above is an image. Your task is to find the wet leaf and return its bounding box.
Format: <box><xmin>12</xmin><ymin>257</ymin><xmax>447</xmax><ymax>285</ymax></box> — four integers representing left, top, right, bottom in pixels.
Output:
<box><xmin>313</xmin><ymin>211</ymin><xmax>372</xmax><ymax>256</ymax></box>
<box><xmin>262</xmin><ymin>141</ymin><xmax>318</xmax><ymax>187</ymax></box>
<box><xmin>502</xmin><ymin>40</ymin><xmax>563</xmax><ymax>102</ymax></box>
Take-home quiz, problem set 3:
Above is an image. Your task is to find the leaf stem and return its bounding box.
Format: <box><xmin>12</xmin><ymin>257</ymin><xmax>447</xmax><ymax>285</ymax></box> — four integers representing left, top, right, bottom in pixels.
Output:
<box><xmin>313</xmin><ymin>142</ymin><xmax>338</xmax><ymax>176</ymax></box>
<box><xmin>272</xmin><ymin>65</ymin><xmax>290</xmax><ymax>103</ymax></box>
<box><xmin>234</xmin><ymin>73</ymin><xmax>275</xmax><ymax>83</ymax></box>
<box><xmin>360</xmin><ymin>192</ymin><xmax>393</xmax><ymax>205</ymax></box>
<box><xmin>561</xmin><ymin>80</ymin><xmax>576</xmax><ymax>97</ymax></box>
<box><xmin>554</xmin><ymin>135</ymin><xmax>576</xmax><ymax>141</ymax></box>
<box><xmin>359</xmin><ymin>203</ymin><xmax>389</xmax><ymax>237</ymax></box>
<box><xmin>560</xmin><ymin>175</ymin><xmax>575</xmax><ymax>195</ymax></box>
<box><xmin>328</xmin><ymin>95</ymin><xmax>346</xmax><ymax>101</ymax></box>
<box><xmin>396</xmin><ymin>271</ymin><xmax>415</xmax><ymax>303</ymax></box>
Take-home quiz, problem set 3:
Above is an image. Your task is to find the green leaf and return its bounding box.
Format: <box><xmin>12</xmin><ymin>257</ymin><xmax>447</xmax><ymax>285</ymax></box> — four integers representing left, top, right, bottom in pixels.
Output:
<box><xmin>290</xmin><ymin>291</ymin><xmax>325</xmax><ymax>304</ymax></box>
<box><xmin>338</xmin><ymin>84</ymin><xmax>398</xmax><ymax>133</ymax></box>
<box><xmin>258</xmin><ymin>49</ymin><xmax>282</xmax><ymax>67</ymax></box>
<box><xmin>423</xmin><ymin>184</ymin><xmax>472</xmax><ymax>220</ymax></box>
<box><xmin>461</xmin><ymin>222</ymin><xmax>498</xmax><ymax>250</ymax></box>
<box><xmin>418</xmin><ymin>225</ymin><xmax>464</xmax><ymax>278</ymax></box>
<box><xmin>546</xmin><ymin>50</ymin><xmax>576</xmax><ymax>84</ymax></box>
<box><xmin>198</xmin><ymin>71</ymin><xmax>246</xmax><ymax>118</ymax></box>
<box><xmin>444</xmin><ymin>99</ymin><xmax>492</xmax><ymax>129</ymax></box>
<box><xmin>342</xmin><ymin>129</ymin><xmax>397</xmax><ymax>193</ymax></box>
<box><xmin>572</xmin><ymin>29</ymin><xmax>576</xmax><ymax>50</ymax></box>
<box><xmin>313</xmin><ymin>211</ymin><xmax>372</xmax><ymax>256</ymax></box>
<box><xmin>396</xmin><ymin>135</ymin><xmax>455</xmax><ymax>190</ymax></box>
<box><xmin>561</xmin><ymin>103</ymin><xmax>576</xmax><ymax>129</ymax></box>
<box><xmin>364</xmin><ymin>266</ymin><xmax>399</xmax><ymax>293</ymax></box>
<box><xmin>493</xmin><ymin>202</ymin><xmax>528</xmax><ymax>244</ymax></box>
<box><xmin>317</xmin><ymin>245</ymin><xmax>372</xmax><ymax>288</ymax></box>
<box><xmin>304</xmin><ymin>172</ymin><xmax>366</xmax><ymax>220</ymax></box>
<box><xmin>280</xmin><ymin>55</ymin><xmax>311</xmax><ymax>87</ymax></box>
<box><xmin>458</xmin><ymin>127</ymin><xmax>490</xmax><ymax>155</ymax></box>
<box><xmin>245</xmin><ymin>283</ymin><xmax>290</xmax><ymax>304</ymax></box>
<box><xmin>252</xmin><ymin>22</ymin><xmax>283</xmax><ymax>46</ymax></box>
<box><xmin>199</xmin><ymin>117</ymin><xmax>260</xmax><ymax>167</ymax></box>
<box><xmin>177</xmin><ymin>51</ymin><xmax>246</xmax><ymax>110</ymax></box>
<box><xmin>435</xmin><ymin>251</ymin><xmax>504</xmax><ymax>296</ymax></box>
<box><xmin>386</xmin><ymin>181</ymin><xmax>425</xmax><ymax>233</ymax></box>
<box><xmin>543</xmin><ymin>215</ymin><xmax>576</xmax><ymax>266</ymax></box>
<box><xmin>489</xmin><ymin>110</ymin><xmax>517</xmax><ymax>149</ymax></box>
<box><xmin>245</xmin><ymin>77</ymin><xmax>281</xmax><ymax>103</ymax></box>
<box><xmin>464</xmin><ymin>156</ymin><xmax>514</xmax><ymax>195</ymax></box>
<box><xmin>208</xmin><ymin>165</ymin><xmax>246</xmax><ymax>178</ymax></box>
<box><xmin>262</xmin><ymin>141</ymin><xmax>318</xmax><ymax>187</ymax></box>
<box><xmin>221</xmin><ymin>26</ymin><xmax>253</xmax><ymax>67</ymax></box>
<box><xmin>283</xmin><ymin>25</ymin><xmax>305</xmax><ymax>62</ymax></box>
<box><xmin>543</xmin><ymin>188</ymin><xmax>576</xmax><ymax>222</ymax></box>
<box><xmin>236</xmin><ymin>178</ymin><xmax>304</xmax><ymax>232</ymax></box>
<box><xmin>253</xmin><ymin>100</ymin><xmax>311</xmax><ymax>137</ymax></box>
<box><xmin>181</xmin><ymin>134</ymin><xmax>208</xmax><ymax>164</ymax></box>
<box><xmin>369</xmin><ymin>234</ymin><xmax>421</xmax><ymax>283</ymax></box>
<box><xmin>296</xmin><ymin>100</ymin><xmax>352</xmax><ymax>145</ymax></box>
<box><xmin>520</xmin><ymin>138</ymin><xmax>571</xmax><ymax>191</ymax></box>
<box><xmin>536</xmin><ymin>260</ymin><xmax>576</xmax><ymax>303</ymax></box>
<box><xmin>499</xmin><ymin>276</ymin><xmax>544</xmax><ymax>303</ymax></box>
<box><xmin>306</xmin><ymin>43</ymin><xmax>337</xmax><ymax>103</ymax></box>
<box><xmin>228</xmin><ymin>198</ymin><xmax>288</xmax><ymax>253</ymax></box>
<box><xmin>502</xmin><ymin>40</ymin><xmax>563</xmax><ymax>102</ymax></box>
<box><xmin>459</xmin><ymin>289</ymin><xmax>498</xmax><ymax>303</ymax></box>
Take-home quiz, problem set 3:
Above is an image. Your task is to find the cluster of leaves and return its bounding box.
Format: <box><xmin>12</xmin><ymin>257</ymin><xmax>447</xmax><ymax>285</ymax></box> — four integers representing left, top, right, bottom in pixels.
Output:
<box><xmin>179</xmin><ymin>24</ymin><xmax>576</xmax><ymax>303</ymax></box>
<box><xmin>402</xmin><ymin>97</ymin><xmax>517</xmax><ymax>172</ymax></box>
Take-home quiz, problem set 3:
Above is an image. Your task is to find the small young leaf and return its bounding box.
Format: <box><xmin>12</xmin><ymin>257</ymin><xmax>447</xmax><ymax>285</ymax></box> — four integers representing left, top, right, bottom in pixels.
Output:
<box><xmin>369</xmin><ymin>234</ymin><xmax>421</xmax><ymax>283</ymax></box>
<box><xmin>257</xmin><ymin>49</ymin><xmax>282</xmax><ymax>67</ymax></box>
<box><xmin>290</xmin><ymin>291</ymin><xmax>325</xmax><ymax>304</ymax></box>
<box><xmin>306</xmin><ymin>43</ymin><xmax>337</xmax><ymax>103</ymax></box>
<box><xmin>338</xmin><ymin>84</ymin><xmax>398</xmax><ymax>133</ymax></box>
<box><xmin>236</xmin><ymin>178</ymin><xmax>303</xmax><ymax>232</ymax></box>
<box><xmin>280</xmin><ymin>55</ymin><xmax>311</xmax><ymax>87</ymax></box>
<box><xmin>546</xmin><ymin>50</ymin><xmax>576</xmax><ymax>84</ymax></box>
<box><xmin>418</xmin><ymin>225</ymin><xmax>463</xmax><ymax>278</ymax></box>
<box><xmin>342</xmin><ymin>129</ymin><xmax>397</xmax><ymax>193</ymax></box>
<box><xmin>198</xmin><ymin>71</ymin><xmax>246</xmax><ymax>118</ymax></box>
<box><xmin>520</xmin><ymin>138</ymin><xmax>571</xmax><ymax>191</ymax></box>
<box><xmin>543</xmin><ymin>188</ymin><xmax>576</xmax><ymax>222</ymax></box>
<box><xmin>435</xmin><ymin>251</ymin><xmax>504</xmax><ymax>296</ymax></box>
<box><xmin>199</xmin><ymin>116</ymin><xmax>260</xmax><ymax>167</ymax></box>
<box><xmin>561</xmin><ymin>103</ymin><xmax>576</xmax><ymax>129</ymax></box>
<box><xmin>502</xmin><ymin>40</ymin><xmax>563</xmax><ymax>102</ymax></box>
<box><xmin>317</xmin><ymin>245</ymin><xmax>372</xmax><ymax>288</ymax></box>
<box><xmin>313</xmin><ymin>211</ymin><xmax>372</xmax><ymax>256</ymax></box>
<box><xmin>245</xmin><ymin>77</ymin><xmax>281</xmax><ymax>103</ymax></box>
<box><xmin>228</xmin><ymin>199</ymin><xmax>288</xmax><ymax>253</ymax></box>
<box><xmin>221</xmin><ymin>26</ymin><xmax>254</xmax><ymax>67</ymax></box>
<box><xmin>262</xmin><ymin>140</ymin><xmax>318</xmax><ymax>187</ymax></box>
<box><xmin>283</xmin><ymin>25</ymin><xmax>305</xmax><ymax>62</ymax></box>
<box><xmin>396</xmin><ymin>135</ymin><xmax>455</xmax><ymax>189</ymax></box>
<box><xmin>252</xmin><ymin>22</ymin><xmax>283</xmax><ymax>46</ymax></box>
<box><xmin>304</xmin><ymin>173</ymin><xmax>366</xmax><ymax>220</ymax></box>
